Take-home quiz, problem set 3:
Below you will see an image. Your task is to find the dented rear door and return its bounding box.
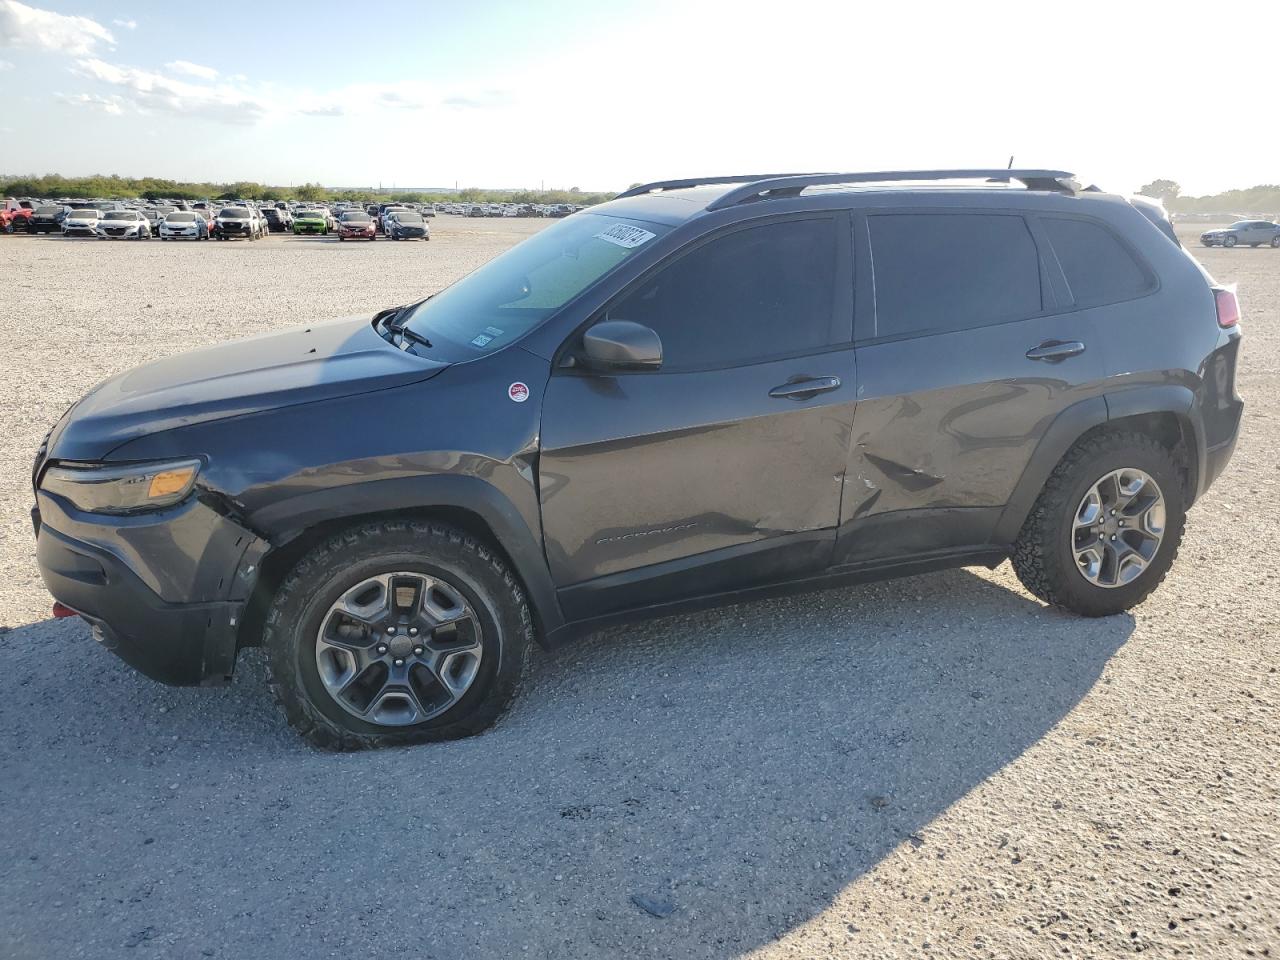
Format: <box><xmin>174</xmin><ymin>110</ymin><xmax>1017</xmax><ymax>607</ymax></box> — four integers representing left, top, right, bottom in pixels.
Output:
<box><xmin>836</xmin><ymin>210</ymin><xmax>1105</xmax><ymax>564</ymax></box>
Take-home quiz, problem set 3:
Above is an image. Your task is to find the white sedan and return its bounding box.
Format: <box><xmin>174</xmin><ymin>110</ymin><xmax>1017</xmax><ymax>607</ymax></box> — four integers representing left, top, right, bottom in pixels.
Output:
<box><xmin>159</xmin><ymin>211</ymin><xmax>210</xmax><ymax>240</ymax></box>
<box><xmin>95</xmin><ymin>209</ymin><xmax>152</xmax><ymax>240</ymax></box>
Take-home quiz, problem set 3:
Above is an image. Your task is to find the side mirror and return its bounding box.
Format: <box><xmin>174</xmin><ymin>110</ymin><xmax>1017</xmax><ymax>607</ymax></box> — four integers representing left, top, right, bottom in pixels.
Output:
<box><xmin>581</xmin><ymin>320</ymin><xmax>662</xmax><ymax>372</ymax></box>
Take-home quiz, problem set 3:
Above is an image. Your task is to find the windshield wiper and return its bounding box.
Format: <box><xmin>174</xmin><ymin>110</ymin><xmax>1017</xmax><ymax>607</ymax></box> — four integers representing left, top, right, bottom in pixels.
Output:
<box><xmin>377</xmin><ymin>298</ymin><xmax>432</xmax><ymax>350</ymax></box>
<box><xmin>387</xmin><ymin>322</ymin><xmax>432</xmax><ymax>351</ymax></box>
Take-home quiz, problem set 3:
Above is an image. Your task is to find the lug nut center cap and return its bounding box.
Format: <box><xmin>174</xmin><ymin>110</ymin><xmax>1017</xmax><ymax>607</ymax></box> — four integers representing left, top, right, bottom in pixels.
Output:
<box><xmin>388</xmin><ymin>636</ymin><xmax>414</xmax><ymax>660</ymax></box>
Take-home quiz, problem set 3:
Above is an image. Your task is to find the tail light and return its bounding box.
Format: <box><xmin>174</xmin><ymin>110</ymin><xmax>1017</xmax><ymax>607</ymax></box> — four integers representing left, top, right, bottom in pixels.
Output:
<box><xmin>1213</xmin><ymin>287</ymin><xmax>1240</xmax><ymax>329</ymax></box>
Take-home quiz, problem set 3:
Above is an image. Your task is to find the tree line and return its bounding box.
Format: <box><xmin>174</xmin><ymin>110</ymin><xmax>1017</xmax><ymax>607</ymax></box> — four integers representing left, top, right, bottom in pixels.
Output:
<box><xmin>1139</xmin><ymin>179</ymin><xmax>1280</xmax><ymax>215</ymax></box>
<box><xmin>0</xmin><ymin>172</ymin><xmax>615</xmax><ymax>206</ymax></box>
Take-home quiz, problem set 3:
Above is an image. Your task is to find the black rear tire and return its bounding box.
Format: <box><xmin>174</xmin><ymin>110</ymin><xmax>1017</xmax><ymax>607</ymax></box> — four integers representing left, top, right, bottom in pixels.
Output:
<box><xmin>1011</xmin><ymin>432</ymin><xmax>1186</xmax><ymax>617</ymax></box>
<box><xmin>263</xmin><ymin>520</ymin><xmax>533</xmax><ymax>750</ymax></box>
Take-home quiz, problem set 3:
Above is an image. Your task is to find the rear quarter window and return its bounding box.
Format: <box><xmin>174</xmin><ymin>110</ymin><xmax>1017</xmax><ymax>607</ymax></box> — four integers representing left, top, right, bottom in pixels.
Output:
<box><xmin>1041</xmin><ymin>217</ymin><xmax>1153</xmax><ymax>308</ymax></box>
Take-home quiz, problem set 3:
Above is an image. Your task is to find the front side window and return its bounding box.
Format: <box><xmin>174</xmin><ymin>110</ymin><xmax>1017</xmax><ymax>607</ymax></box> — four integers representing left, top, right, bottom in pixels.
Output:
<box><xmin>1041</xmin><ymin>217</ymin><xmax>1151</xmax><ymax>307</ymax></box>
<box><xmin>401</xmin><ymin>213</ymin><xmax>669</xmax><ymax>357</ymax></box>
<box><xmin>869</xmin><ymin>213</ymin><xmax>1041</xmax><ymax>339</ymax></box>
<box><xmin>603</xmin><ymin>217</ymin><xmax>837</xmax><ymax>371</ymax></box>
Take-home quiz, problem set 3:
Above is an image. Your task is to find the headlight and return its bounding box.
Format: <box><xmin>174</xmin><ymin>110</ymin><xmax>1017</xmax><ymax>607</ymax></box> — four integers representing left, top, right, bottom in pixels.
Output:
<box><xmin>40</xmin><ymin>459</ymin><xmax>202</xmax><ymax>514</ymax></box>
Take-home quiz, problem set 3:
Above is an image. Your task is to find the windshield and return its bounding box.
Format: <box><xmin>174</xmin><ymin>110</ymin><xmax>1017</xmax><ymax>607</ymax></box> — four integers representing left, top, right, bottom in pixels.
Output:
<box><xmin>68</xmin><ymin>210</ymin><xmax>97</xmax><ymax>219</ymax></box>
<box><xmin>401</xmin><ymin>214</ymin><xmax>667</xmax><ymax>356</ymax></box>
<box><xmin>167</xmin><ymin>212</ymin><xmax>197</xmax><ymax>222</ymax></box>
<box><xmin>104</xmin><ymin>210</ymin><xmax>137</xmax><ymax>220</ymax></box>
<box><xmin>220</xmin><ymin>208</ymin><xmax>250</xmax><ymax>218</ymax></box>
<box><xmin>297</xmin><ymin>210</ymin><xmax>322</xmax><ymax>218</ymax></box>
<box><xmin>341</xmin><ymin>212</ymin><xmax>370</xmax><ymax>222</ymax></box>
<box><xmin>395</xmin><ymin>213</ymin><xmax>424</xmax><ymax>223</ymax></box>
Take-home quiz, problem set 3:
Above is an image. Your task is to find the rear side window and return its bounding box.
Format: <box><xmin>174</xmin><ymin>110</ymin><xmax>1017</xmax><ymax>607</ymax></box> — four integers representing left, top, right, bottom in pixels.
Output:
<box><xmin>1041</xmin><ymin>217</ymin><xmax>1151</xmax><ymax>307</ymax></box>
<box><xmin>869</xmin><ymin>214</ymin><xmax>1041</xmax><ymax>339</ymax></box>
<box><xmin>606</xmin><ymin>217</ymin><xmax>837</xmax><ymax>371</ymax></box>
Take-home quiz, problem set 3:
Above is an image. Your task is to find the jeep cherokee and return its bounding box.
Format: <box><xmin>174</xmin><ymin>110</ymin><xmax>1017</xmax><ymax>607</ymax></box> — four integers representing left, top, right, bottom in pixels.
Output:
<box><xmin>31</xmin><ymin>169</ymin><xmax>1244</xmax><ymax>749</ymax></box>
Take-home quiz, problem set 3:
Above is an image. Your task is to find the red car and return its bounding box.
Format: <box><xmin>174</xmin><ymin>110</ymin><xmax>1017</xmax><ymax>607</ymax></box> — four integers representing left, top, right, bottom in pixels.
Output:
<box><xmin>3</xmin><ymin>198</ymin><xmax>35</xmax><ymax>232</ymax></box>
<box><xmin>336</xmin><ymin>211</ymin><xmax>377</xmax><ymax>241</ymax></box>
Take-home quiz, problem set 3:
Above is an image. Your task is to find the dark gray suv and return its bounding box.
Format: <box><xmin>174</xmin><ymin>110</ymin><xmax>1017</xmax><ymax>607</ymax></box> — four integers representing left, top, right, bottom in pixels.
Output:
<box><xmin>32</xmin><ymin>169</ymin><xmax>1244</xmax><ymax>748</ymax></box>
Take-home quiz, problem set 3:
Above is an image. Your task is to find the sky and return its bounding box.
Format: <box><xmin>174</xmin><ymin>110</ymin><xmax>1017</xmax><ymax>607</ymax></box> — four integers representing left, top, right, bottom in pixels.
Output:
<box><xmin>1</xmin><ymin>0</ymin><xmax>1277</xmax><ymax>196</ymax></box>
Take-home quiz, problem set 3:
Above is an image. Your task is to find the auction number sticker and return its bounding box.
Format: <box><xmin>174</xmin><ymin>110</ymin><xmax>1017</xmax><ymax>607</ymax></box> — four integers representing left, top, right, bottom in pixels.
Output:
<box><xmin>508</xmin><ymin>382</ymin><xmax>530</xmax><ymax>403</ymax></box>
<box><xmin>594</xmin><ymin>223</ymin><xmax>657</xmax><ymax>249</ymax></box>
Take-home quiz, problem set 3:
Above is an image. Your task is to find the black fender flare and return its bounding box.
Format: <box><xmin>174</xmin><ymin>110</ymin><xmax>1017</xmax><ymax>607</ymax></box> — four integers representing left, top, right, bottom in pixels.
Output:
<box><xmin>991</xmin><ymin>386</ymin><xmax>1201</xmax><ymax>544</ymax></box>
<box><xmin>247</xmin><ymin>474</ymin><xmax>565</xmax><ymax>636</ymax></box>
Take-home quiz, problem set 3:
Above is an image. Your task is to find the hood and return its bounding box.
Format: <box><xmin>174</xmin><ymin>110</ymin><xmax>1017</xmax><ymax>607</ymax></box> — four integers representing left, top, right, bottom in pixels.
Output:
<box><xmin>48</xmin><ymin>316</ymin><xmax>448</xmax><ymax>461</ymax></box>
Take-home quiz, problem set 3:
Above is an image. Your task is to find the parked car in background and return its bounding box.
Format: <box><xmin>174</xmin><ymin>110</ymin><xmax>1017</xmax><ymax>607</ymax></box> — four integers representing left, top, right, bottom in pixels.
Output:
<box><xmin>159</xmin><ymin>211</ymin><xmax>210</xmax><ymax>240</ymax></box>
<box><xmin>60</xmin><ymin>208</ymin><xmax>102</xmax><ymax>237</ymax></box>
<box><xmin>141</xmin><ymin>209</ymin><xmax>165</xmax><ymax>234</ymax></box>
<box><xmin>262</xmin><ymin>208</ymin><xmax>291</xmax><ymax>233</ymax></box>
<box><xmin>292</xmin><ymin>209</ymin><xmax>328</xmax><ymax>235</ymax></box>
<box><xmin>214</xmin><ymin>206</ymin><xmax>261</xmax><ymax>240</ymax></box>
<box><xmin>1200</xmin><ymin>220</ymin><xmax>1280</xmax><ymax>248</ymax></box>
<box><xmin>28</xmin><ymin>205</ymin><xmax>70</xmax><ymax>234</ymax></box>
<box><xmin>337</xmin><ymin>210</ymin><xmax>377</xmax><ymax>241</ymax></box>
<box><xmin>385</xmin><ymin>209</ymin><xmax>430</xmax><ymax>240</ymax></box>
<box><xmin>3</xmin><ymin>198</ymin><xmax>35</xmax><ymax>231</ymax></box>
<box><xmin>95</xmin><ymin>209</ymin><xmax>152</xmax><ymax>240</ymax></box>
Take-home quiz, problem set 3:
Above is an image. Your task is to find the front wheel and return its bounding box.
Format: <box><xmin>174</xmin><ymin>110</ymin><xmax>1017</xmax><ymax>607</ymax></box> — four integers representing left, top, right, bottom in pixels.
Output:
<box><xmin>1224</xmin><ymin>235</ymin><xmax>1237</xmax><ymax>248</ymax></box>
<box><xmin>263</xmin><ymin>521</ymin><xmax>533</xmax><ymax>750</ymax></box>
<box><xmin>1011</xmin><ymin>432</ymin><xmax>1186</xmax><ymax>617</ymax></box>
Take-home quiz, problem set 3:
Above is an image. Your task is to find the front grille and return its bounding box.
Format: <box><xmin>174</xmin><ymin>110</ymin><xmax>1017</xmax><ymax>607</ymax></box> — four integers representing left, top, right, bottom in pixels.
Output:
<box><xmin>105</xmin><ymin>227</ymin><xmax>127</xmax><ymax>236</ymax></box>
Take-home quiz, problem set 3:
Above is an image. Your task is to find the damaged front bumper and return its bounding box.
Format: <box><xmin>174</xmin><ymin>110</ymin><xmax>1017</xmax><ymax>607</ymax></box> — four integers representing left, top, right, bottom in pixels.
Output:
<box><xmin>32</xmin><ymin>490</ymin><xmax>268</xmax><ymax>686</ymax></box>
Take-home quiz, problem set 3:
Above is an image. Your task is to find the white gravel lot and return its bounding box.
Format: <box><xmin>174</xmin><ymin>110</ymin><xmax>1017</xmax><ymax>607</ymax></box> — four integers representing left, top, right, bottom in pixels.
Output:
<box><xmin>0</xmin><ymin>220</ymin><xmax>1276</xmax><ymax>959</ymax></box>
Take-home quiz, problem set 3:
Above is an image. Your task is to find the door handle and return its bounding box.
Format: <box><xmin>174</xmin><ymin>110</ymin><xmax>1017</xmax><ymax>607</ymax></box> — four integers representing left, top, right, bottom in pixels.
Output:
<box><xmin>768</xmin><ymin>376</ymin><xmax>842</xmax><ymax>400</ymax></box>
<box><xmin>1025</xmin><ymin>340</ymin><xmax>1085</xmax><ymax>362</ymax></box>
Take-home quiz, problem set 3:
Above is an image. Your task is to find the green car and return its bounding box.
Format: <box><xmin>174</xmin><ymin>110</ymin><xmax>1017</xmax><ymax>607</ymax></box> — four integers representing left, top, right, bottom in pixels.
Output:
<box><xmin>292</xmin><ymin>210</ymin><xmax>329</xmax><ymax>235</ymax></box>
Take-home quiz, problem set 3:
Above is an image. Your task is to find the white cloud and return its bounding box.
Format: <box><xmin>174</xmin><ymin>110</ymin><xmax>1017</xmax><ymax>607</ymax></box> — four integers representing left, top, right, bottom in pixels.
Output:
<box><xmin>111</xmin><ymin>18</ymin><xmax>136</xmax><ymax>30</ymax></box>
<box><xmin>165</xmin><ymin>59</ymin><xmax>216</xmax><ymax>80</ymax></box>
<box><xmin>0</xmin><ymin>0</ymin><xmax>114</xmax><ymax>56</ymax></box>
<box><xmin>74</xmin><ymin>57</ymin><xmax>267</xmax><ymax>124</ymax></box>
<box><xmin>0</xmin><ymin>56</ymin><xmax>13</xmax><ymax>69</ymax></box>
<box><xmin>56</xmin><ymin>91</ymin><xmax>124</xmax><ymax>115</ymax></box>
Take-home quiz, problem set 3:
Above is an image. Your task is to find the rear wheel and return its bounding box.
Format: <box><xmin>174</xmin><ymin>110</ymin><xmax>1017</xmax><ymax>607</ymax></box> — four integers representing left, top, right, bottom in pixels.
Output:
<box><xmin>264</xmin><ymin>521</ymin><xmax>533</xmax><ymax>750</ymax></box>
<box><xmin>1271</xmin><ymin>236</ymin><xmax>1280</xmax><ymax>248</ymax></box>
<box><xmin>1011</xmin><ymin>432</ymin><xmax>1186</xmax><ymax>617</ymax></box>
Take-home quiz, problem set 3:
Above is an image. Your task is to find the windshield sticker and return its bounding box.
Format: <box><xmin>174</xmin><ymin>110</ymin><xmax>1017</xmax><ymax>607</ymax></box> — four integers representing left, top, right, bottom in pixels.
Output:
<box><xmin>470</xmin><ymin>334</ymin><xmax>494</xmax><ymax>347</ymax></box>
<box><xmin>594</xmin><ymin>223</ymin><xmax>656</xmax><ymax>249</ymax></box>
<box><xmin>483</xmin><ymin>326</ymin><xmax>504</xmax><ymax>337</ymax></box>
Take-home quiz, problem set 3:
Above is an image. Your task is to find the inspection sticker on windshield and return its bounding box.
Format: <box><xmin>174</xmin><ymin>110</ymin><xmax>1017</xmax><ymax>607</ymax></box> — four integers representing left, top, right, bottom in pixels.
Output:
<box><xmin>594</xmin><ymin>223</ymin><xmax>656</xmax><ymax>249</ymax></box>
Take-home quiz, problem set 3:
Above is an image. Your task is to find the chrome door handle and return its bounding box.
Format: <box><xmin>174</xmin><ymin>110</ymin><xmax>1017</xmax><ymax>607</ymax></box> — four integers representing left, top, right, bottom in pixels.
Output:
<box><xmin>1026</xmin><ymin>340</ymin><xmax>1085</xmax><ymax>362</ymax></box>
<box><xmin>769</xmin><ymin>376</ymin><xmax>842</xmax><ymax>400</ymax></box>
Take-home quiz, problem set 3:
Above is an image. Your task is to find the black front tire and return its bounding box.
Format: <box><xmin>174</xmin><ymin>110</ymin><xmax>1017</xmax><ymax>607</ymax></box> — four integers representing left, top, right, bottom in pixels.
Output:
<box><xmin>1224</xmin><ymin>236</ymin><xmax>1237</xmax><ymax>248</ymax></box>
<box><xmin>1011</xmin><ymin>432</ymin><xmax>1186</xmax><ymax>617</ymax></box>
<box><xmin>263</xmin><ymin>521</ymin><xmax>534</xmax><ymax>750</ymax></box>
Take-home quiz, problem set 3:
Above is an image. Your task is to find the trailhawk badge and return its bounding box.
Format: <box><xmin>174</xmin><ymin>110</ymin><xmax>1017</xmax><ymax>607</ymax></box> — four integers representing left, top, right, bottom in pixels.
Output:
<box><xmin>508</xmin><ymin>382</ymin><xmax>530</xmax><ymax>403</ymax></box>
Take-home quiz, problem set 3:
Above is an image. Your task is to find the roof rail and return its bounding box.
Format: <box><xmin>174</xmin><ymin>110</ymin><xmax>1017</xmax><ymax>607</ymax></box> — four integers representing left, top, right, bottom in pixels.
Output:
<box><xmin>615</xmin><ymin>174</ymin><xmax>832</xmax><ymax>200</ymax></box>
<box><xmin>704</xmin><ymin>169</ymin><xmax>1078</xmax><ymax>210</ymax></box>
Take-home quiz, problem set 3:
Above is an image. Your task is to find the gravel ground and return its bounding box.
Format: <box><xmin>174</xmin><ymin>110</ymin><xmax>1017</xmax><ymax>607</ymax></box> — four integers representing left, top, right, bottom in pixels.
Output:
<box><xmin>0</xmin><ymin>221</ymin><xmax>1276</xmax><ymax>959</ymax></box>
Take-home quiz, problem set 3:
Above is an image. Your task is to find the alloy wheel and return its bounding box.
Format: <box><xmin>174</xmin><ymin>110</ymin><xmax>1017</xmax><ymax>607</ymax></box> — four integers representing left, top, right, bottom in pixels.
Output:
<box><xmin>314</xmin><ymin>571</ymin><xmax>483</xmax><ymax>726</ymax></box>
<box><xmin>1071</xmin><ymin>468</ymin><xmax>1166</xmax><ymax>588</ymax></box>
